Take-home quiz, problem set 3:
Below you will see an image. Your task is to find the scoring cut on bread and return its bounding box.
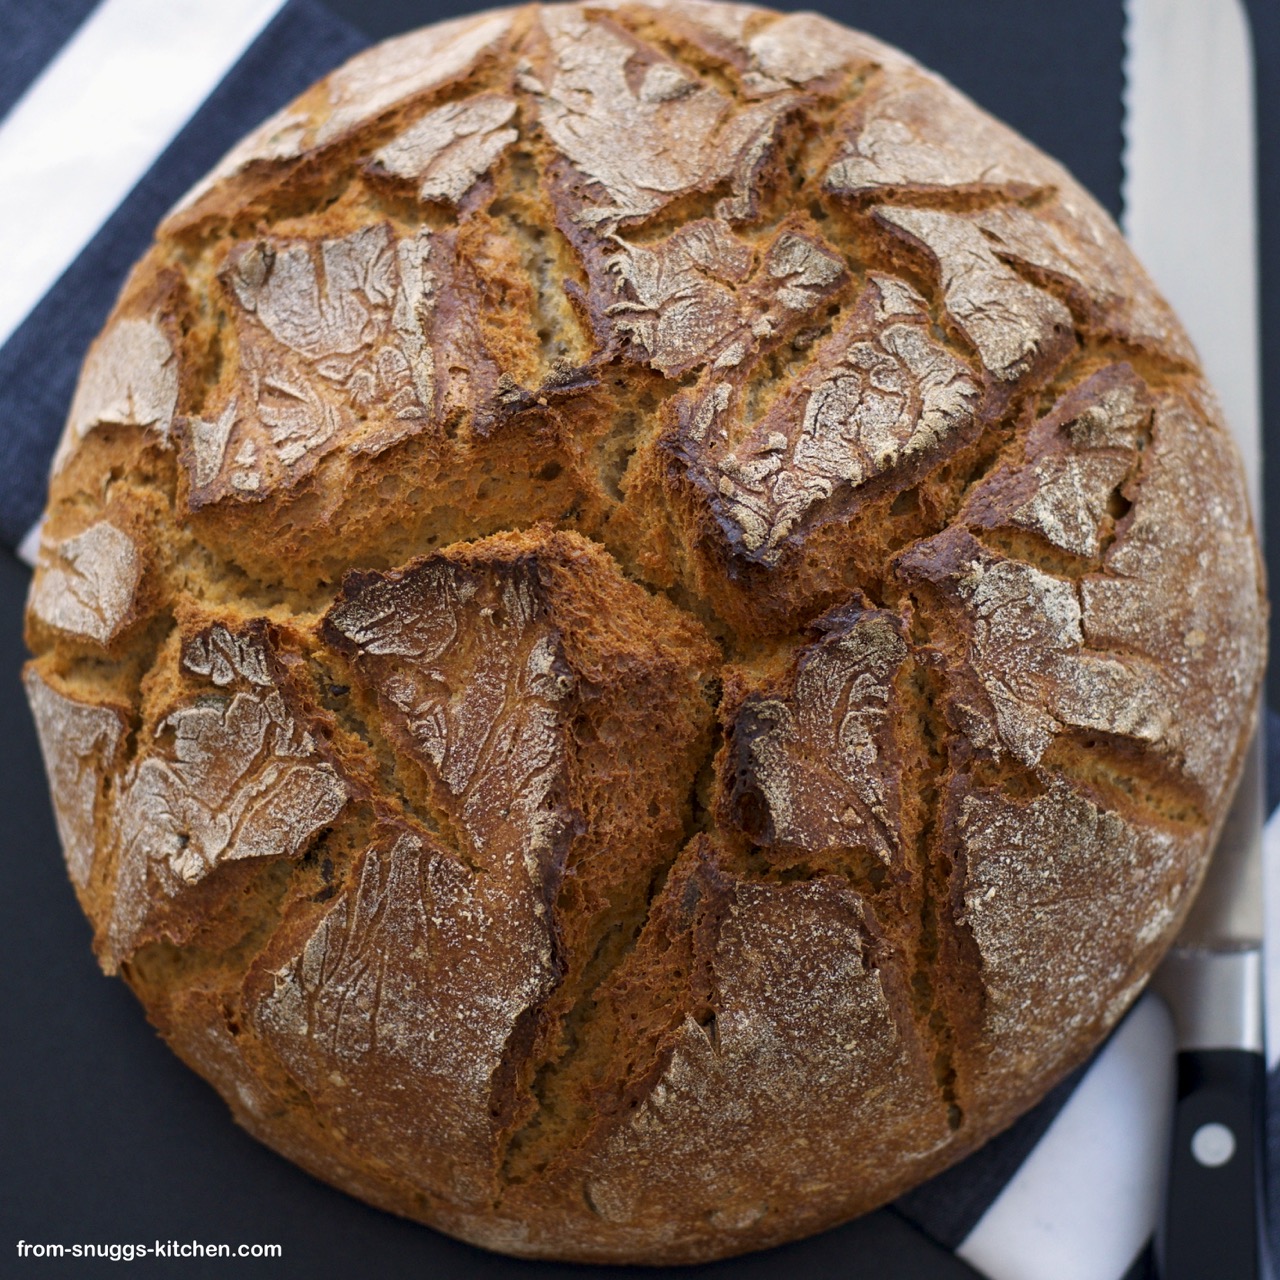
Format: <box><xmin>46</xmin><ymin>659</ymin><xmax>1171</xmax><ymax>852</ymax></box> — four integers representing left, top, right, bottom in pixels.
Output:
<box><xmin>25</xmin><ymin>0</ymin><xmax>1265</xmax><ymax>1264</ymax></box>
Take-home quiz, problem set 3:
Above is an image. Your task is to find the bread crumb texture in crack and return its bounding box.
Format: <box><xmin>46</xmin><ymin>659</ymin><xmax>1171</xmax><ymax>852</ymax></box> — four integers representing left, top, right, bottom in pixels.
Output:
<box><xmin>235</xmin><ymin>526</ymin><xmax>718</xmax><ymax>1212</ymax></box>
<box><xmin>490</xmin><ymin>865</ymin><xmax>950</xmax><ymax>1262</ymax></box>
<box><xmin>28</xmin><ymin>0</ymin><xmax>1266</xmax><ymax>1265</ymax></box>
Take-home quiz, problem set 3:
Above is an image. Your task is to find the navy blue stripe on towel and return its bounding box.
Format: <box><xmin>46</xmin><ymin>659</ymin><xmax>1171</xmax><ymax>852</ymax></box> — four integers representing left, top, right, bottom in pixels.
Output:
<box><xmin>894</xmin><ymin>1060</ymin><xmax>1091</xmax><ymax>1249</ymax></box>
<box><xmin>0</xmin><ymin>0</ymin><xmax>100</xmax><ymax>122</ymax></box>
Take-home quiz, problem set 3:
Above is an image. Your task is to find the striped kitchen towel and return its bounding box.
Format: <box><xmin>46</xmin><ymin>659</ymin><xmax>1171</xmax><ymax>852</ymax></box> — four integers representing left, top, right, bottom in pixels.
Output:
<box><xmin>0</xmin><ymin>0</ymin><xmax>366</xmax><ymax>556</ymax></box>
<box><xmin>0</xmin><ymin>3</ymin><xmax>1269</xmax><ymax>1278</ymax></box>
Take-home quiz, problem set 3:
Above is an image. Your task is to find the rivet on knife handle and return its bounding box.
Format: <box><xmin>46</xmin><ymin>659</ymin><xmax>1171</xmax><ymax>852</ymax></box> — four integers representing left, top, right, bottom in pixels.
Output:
<box><xmin>1155</xmin><ymin>1046</ymin><xmax>1263</xmax><ymax>1278</ymax></box>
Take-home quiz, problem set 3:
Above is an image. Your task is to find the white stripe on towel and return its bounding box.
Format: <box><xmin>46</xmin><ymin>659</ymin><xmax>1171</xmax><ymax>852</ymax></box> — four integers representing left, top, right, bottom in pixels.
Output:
<box><xmin>957</xmin><ymin>994</ymin><xmax>1175</xmax><ymax>1280</ymax></box>
<box><xmin>0</xmin><ymin>0</ymin><xmax>286</xmax><ymax>352</ymax></box>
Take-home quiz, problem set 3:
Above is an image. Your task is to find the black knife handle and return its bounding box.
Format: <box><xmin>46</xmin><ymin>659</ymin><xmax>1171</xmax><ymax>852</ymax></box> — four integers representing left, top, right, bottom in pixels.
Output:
<box><xmin>1156</xmin><ymin>1049</ymin><xmax>1264</xmax><ymax>1279</ymax></box>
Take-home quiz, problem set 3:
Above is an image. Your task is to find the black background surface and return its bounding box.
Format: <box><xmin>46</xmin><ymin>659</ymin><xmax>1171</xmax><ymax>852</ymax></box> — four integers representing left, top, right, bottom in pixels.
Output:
<box><xmin>2</xmin><ymin>2</ymin><xmax>1275</xmax><ymax>1277</ymax></box>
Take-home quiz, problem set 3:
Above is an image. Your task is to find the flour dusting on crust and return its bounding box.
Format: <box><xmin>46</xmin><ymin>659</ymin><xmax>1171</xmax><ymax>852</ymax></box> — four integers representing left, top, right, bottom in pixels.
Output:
<box><xmin>184</xmin><ymin>225</ymin><xmax>436</xmax><ymax>500</ymax></box>
<box><xmin>957</xmin><ymin>777</ymin><xmax>1200</xmax><ymax>1107</ymax></box>
<box><xmin>107</xmin><ymin>624</ymin><xmax>349</xmax><ymax>964</ymax></box>
<box><xmin>682</xmin><ymin>274</ymin><xmax>980</xmax><ymax>564</ymax></box>
<box><xmin>29</xmin><ymin>521</ymin><xmax>143</xmax><ymax>646</ymax></box>
<box><xmin>251</xmin><ymin>824</ymin><xmax>557</xmax><ymax>1202</ymax></box>
<box><xmin>566</xmin><ymin>876</ymin><xmax>947</xmax><ymax>1250</ymax></box>
<box><xmin>25</xmin><ymin>669</ymin><xmax>127</xmax><ymax>889</ymax></box>
<box><xmin>727</xmin><ymin>608</ymin><xmax>911</xmax><ymax>862</ymax></box>
<box><xmin>55</xmin><ymin>316</ymin><xmax>178</xmax><ymax>472</ymax></box>
<box><xmin>373</xmin><ymin>94</ymin><xmax>519</xmax><ymax>203</ymax></box>
<box><xmin>877</xmin><ymin>206</ymin><xmax>1074</xmax><ymax>384</ymax></box>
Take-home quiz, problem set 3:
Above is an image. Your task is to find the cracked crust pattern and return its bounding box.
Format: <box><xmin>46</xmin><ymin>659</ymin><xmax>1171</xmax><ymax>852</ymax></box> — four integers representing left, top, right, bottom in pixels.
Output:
<box><xmin>106</xmin><ymin>623</ymin><xmax>351</xmax><ymax>965</ymax></box>
<box><xmin>371</xmin><ymin>94</ymin><xmax>520</xmax><ymax>203</ymax></box>
<box><xmin>677</xmin><ymin>273</ymin><xmax>981</xmax><ymax>569</ymax></box>
<box><xmin>25</xmin><ymin>1</ymin><xmax>1265</xmax><ymax>1266</ymax></box>
<box><xmin>25</xmin><ymin>669</ymin><xmax>128</xmax><ymax>891</ymax></box>
<box><xmin>184</xmin><ymin>223</ymin><xmax>437</xmax><ymax>500</ymax></box>
<box><xmin>246</xmin><ymin>823</ymin><xmax>557</xmax><ymax>1206</ymax></box>
<box><xmin>54</xmin><ymin>314</ymin><xmax>179</xmax><ymax>474</ymax></box>
<box><xmin>29</xmin><ymin>521</ymin><xmax>143</xmax><ymax>646</ymax></box>
<box><xmin>724</xmin><ymin>606</ymin><xmax>912</xmax><ymax>865</ymax></box>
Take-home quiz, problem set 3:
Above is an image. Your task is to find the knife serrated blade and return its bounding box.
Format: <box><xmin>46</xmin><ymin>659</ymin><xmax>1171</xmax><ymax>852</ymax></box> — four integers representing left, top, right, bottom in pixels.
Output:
<box><xmin>1123</xmin><ymin>0</ymin><xmax>1265</xmax><ymax>1274</ymax></box>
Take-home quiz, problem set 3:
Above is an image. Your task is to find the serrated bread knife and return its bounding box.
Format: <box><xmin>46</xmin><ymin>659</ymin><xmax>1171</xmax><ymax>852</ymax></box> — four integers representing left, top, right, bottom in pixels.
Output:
<box><xmin>1124</xmin><ymin>0</ymin><xmax>1265</xmax><ymax>1275</ymax></box>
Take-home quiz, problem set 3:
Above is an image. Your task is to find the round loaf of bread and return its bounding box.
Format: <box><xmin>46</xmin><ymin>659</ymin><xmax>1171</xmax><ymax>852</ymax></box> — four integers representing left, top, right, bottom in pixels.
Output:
<box><xmin>24</xmin><ymin>0</ymin><xmax>1266</xmax><ymax>1264</ymax></box>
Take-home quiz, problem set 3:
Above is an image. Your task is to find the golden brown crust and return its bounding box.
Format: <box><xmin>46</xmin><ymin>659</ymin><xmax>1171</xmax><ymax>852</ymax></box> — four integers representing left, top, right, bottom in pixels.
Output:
<box><xmin>490</xmin><ymin>850</ymin><xmax>951</xmax><ymax>1261</ymax></box>
<box><xmin>26</xmin><ymin>0</ymin><xmax>1266</xmax><ymax>1265</ymax></box>
<box><xmin>24</xmin><ymin>666</ymin><xmax>129</xmax><ymax>897</ymax></box>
